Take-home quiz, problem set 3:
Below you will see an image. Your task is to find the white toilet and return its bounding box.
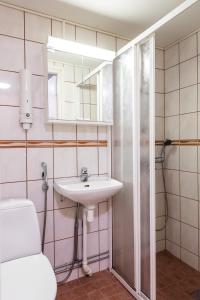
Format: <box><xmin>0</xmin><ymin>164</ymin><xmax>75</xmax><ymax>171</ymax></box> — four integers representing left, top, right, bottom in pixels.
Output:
<box><xmin>0</xmin><ymin>199</ymin><xmax>57</xmax><ymax>300</ymax></box>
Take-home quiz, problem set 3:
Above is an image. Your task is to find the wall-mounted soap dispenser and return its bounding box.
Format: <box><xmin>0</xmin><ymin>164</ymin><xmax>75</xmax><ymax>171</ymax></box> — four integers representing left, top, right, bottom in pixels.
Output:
<box><xmin>20</xmin><ymin>69</ymin><xmax>32</xmax><ymax>130</ymax></box>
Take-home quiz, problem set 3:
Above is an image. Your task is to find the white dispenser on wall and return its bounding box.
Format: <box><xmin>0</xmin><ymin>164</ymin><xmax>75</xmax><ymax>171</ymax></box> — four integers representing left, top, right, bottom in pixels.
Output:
<box><xmin>20</xmin><ymin>69</ymin><xmax>32</xmax><ymax>130</ymax></box>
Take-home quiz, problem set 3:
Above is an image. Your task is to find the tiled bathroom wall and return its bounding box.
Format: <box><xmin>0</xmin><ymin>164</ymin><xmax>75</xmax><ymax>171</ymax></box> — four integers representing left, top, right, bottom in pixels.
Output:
<box><xmin>0</xmin><ymin>3</ymin><xmax>128</xmax><ymax>282</ymax></box>
<box><xmin>156</xmin><ymin>30</ymin><xmax>200</xmax><ymax>271</ymax></box>
<box><xmin>155</xmin><ymin>48</ymin><xmax>165</xmax><ymax>252</ymax></box>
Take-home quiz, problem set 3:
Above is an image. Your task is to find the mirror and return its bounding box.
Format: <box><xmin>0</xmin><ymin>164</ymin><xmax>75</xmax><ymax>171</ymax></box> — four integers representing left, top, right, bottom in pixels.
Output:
<box><xmin>47</xmin><ymin>37</ymin><xmax>115</xmax><ymax>125</ymax></box>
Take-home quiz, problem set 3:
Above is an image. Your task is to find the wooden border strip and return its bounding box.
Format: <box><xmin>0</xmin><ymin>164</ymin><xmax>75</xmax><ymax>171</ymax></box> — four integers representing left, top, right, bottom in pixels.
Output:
<box><xmin>156</xmin><ymin>139</ymin><xmax>200</xmax><ymax>146</ymax></box>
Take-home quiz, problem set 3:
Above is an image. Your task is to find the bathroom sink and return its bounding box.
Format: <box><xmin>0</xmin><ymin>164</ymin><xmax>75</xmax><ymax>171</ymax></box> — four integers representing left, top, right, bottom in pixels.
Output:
<box><xmin>54</xmin><ymin>177</ymin><xmax>123</xmax><ymax>207</ymax></box>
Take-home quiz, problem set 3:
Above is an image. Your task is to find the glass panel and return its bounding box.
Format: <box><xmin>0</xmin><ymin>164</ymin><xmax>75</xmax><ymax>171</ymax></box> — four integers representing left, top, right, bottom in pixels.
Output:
<box><xmin>139</xmin><ymin>39</ymin><xmax>152</xmax><ymax>298</ymax></box>
<box><xmin>112</xmin><ymin>47</ymin><xmax>135</xmax><ymax>289</ymax></box>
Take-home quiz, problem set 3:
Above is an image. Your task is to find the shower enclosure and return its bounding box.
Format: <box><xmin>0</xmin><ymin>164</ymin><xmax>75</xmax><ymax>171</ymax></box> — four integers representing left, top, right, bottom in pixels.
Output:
<box><xmin>112</xmin><ymin>35</ymin><xmax>156</xmax><ymax>300</ymax></box>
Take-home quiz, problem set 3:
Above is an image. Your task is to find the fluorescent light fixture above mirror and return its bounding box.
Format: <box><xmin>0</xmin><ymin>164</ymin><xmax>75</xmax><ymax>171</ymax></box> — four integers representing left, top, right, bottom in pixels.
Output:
<box><xmin>47</xmin><ymin>36</ymin><xmax>115</xmax><ymax>61</ymax></box>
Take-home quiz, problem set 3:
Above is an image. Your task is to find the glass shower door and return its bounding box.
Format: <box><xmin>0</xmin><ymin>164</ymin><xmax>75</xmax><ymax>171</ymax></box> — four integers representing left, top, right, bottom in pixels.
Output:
<box><xmin>112</xmin><ymin>34</ymin><xmax>155</xmax><ymax>300</ymax></box>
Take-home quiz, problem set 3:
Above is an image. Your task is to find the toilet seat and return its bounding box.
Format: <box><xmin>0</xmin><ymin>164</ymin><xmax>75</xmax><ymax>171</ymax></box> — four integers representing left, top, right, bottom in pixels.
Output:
<box><xmin>1</xmin><ymin>253</ymin><xmax>57</xmax><ymax>300</ymax></box>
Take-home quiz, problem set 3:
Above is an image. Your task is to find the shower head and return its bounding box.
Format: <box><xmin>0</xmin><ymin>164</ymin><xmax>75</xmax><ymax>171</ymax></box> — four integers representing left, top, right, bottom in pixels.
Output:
<box><xmin>164</xmin><ymin>139</ymin><xmax>172</xmax><ymax>146</ymax></box>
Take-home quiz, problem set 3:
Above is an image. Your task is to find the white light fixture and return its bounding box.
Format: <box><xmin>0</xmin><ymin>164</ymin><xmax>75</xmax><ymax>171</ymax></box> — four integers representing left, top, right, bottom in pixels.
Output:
<box><xmin>47</xmin><ymin>36</ymin><xmax>115</xmax><ymax>61</ymax></box>
<box><xmin>0</xmin><ymin>82</ymin><xmax>11</xmax><ymax>90</ymax></box>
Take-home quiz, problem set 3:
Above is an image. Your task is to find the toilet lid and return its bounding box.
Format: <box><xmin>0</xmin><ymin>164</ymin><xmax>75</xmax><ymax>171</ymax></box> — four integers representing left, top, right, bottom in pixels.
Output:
<box><xmin>1</xmin><ymin>253</ymin><xmax>57</xmax><ymax>300</ymax></box>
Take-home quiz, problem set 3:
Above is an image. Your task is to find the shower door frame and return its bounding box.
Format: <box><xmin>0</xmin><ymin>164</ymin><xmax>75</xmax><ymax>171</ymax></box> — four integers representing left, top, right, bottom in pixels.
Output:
<box><xmin>110</xmin><ymin>0</ymin><xmax>198</xmax><ymax>299</ymax></box>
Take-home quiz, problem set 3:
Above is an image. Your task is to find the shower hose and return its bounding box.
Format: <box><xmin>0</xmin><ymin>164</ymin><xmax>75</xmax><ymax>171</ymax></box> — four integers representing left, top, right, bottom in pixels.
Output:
<box><xmin>156</xmin><ymin>161</ymin><xmax>168</xmax><ymax>232</ymax></box>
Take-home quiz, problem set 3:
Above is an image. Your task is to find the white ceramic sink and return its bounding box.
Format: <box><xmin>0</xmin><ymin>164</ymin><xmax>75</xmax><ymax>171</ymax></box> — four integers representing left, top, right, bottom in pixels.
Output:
<box><xmin>54</xmin><ymin>177</ymin><xmax>123</xmax><ymax>207</ymax></box>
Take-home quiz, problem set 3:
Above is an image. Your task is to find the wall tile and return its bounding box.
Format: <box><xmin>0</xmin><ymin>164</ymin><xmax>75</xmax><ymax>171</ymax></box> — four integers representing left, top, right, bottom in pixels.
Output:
<box><xmin>99</xmin><ymin>230</ymin><xmax>109</xmax><ymax>253</ymax></box>
<box><xmin>44</xmin><ymin>242</ymin><xmax>55</xmax><ymax>267</ymax></box>
<box><xmin>156</xmin><ymin>240</ymin><xmax>165</xmax><ymax>253</ymax></box>
<box><xmin>38</xmin><ymin>210</ymin><xmax>54</xmax><ymax>243</ymax></box>
<box><xmin>0</xmin><ymin>36</ymin><xmax>24</xmax><ymax>72</ymax></box>
<box><xmin>25</xmin><ymin>41</ymin><xmax>46</xmax><ymax>76</ymax></box>
<box><xmin>180</xmin><ymin>57</ymin><xmax>197</xmax><ymax>88</ymax></box>
<box><xmin>165</xmin><ymin>146</ymin><xmax>179</xmax><ymax>170</ymax></box>
<box><xmin>165</xmin><ymin>44</ymin><xmax>179</xmax><ymax>69</ymax></box>
<box><xmin>155</xmin><ymin>93</ymin><xmax>164</xmax><ymax>117</ymax></box>
<box><xmin>0</xmin><ymin>5</ymin><xmax>24</xmax><ymax>38</ymax></box>
<box><xmin>27</xmin><ymin>148</ymin><xmax>53</xmax><ymax>180</ymax></box>
<box><xmin>155</xmin><ymin>49</ymin><xmax>164</xmax><ymax>69</ymax></box>
<box><xmin>77</xmin><ymin>147</ymin><xmax>98</xmax><ymax>175</ymax></box>
<box><xmin>25</xmin><ymin>13</ymin><xmax>51</xmax><ymax>43</ymax></box>
<box><xmin>0</xmin><ymin>71</ymin><xmax>20</xmax><ymax>106</ymax></box>
<box><xmin>166</xmin><ymin>240</ymin><xmax>180</xmax><ymax>258</ymax></box>
<box><xmin>99</xmin><ymin>201</ymin><xmax>109</xmax><ymax>230</ymax></box>
<box><xmin>99</xmin><ymin>147</ymin><xmax>108</xmax><ymax>174</ymax></box>
<box><xmin>28</xmin><ymin>179</ymin><xmax>53</xmax><ymax>212</ymax></box>
<box><xmin>53</xmin><ymin>124</ymin><xmax>76</xmax><ymax>140</ymax></box>
<box><xmin>180</xmin><ymin>146</ymin><xmax>197</xmax><ymax>172</ymax></box>
<box><xmin>181</xmin><ymin>197</ymin><xmax>198</xmax><ymax>227</ymax></box>
<box><xmin>0</xmin><ymin>181</ymin><xmax>26</xmax><ymax>199</ymax></box>
<box><xmin>181</xmin><ymin>248</ymin><xmax>198</xmax><ymax>270</ymax></box>
<box><xmin>155</xmin><ymin>169</ymin><xmax>164</xmax><ymax>193</ymax></box>
<box><xmin>155</xmin><ymin>69</ymin><xmax>164</xmax><ymax>93</ymax></box>
<box><xmin>0</xmin><ymin>148</ymin><xmax>26</xmax><ymax>183</ymax></box>
<box><xmin>168</xmin><ymin>194</ymin><xmax>180</xmax><ymax>221</ymax></box>
<box><xmin>54</xmin><ymin>148</ymin><xmax>77</xmax><ymax>178</ymax></box>
<box><xmin>77</xmin><ymin>125</ymin><xmax>97</xmax><ymax>140</ymax></box>
<box><xmin>156</xmin><ymin>217</ymin><xmax>165</xmax><ymax>240</ymax></box>
<box><xmin>54</xmin><ymin>190</ymin><xmax>76</xmax><ymax>210</ymax></box>
<box><xmin>54</xmin><ymin>207</ymin><xmax>77</xmax><ymax>240</ymax></box>
<box><xmin>97</xmin><ymin>33</ymin><xmax>116</xmax><ymax>51</ymax></box>
<box><xmin>76</xmin><ymin>27</ymin><xmax>96</xmax><ymax>46</ymax></box>
<box><xmin>166</xmin><ymin>218</ymin><xmax>180</xmax><ymax>245</ymax></box>
<box><xmin>55</xmin><ymin>238</ymin><xmax>74</xmax><ymax>266</ymax></box>
<box><xmin>52</xmin><ymin>20</ymin><xmax>63</xmax><ymax>38</ymax></box>
<box><xmin>180</xmin><ymin>85</ymin><xmax>197</xmax><ymax>114</ymax></box>
<box><xmin>165</xmin><ymin>116</ymin><xmax>179</xmax><ymax>140</ymax></box>
<box><xmin>180</xmin><ymin>34</ymin><xmax>197</xmax><ymax>62</ymax></box>
<box><xmin>165</xmin><ymin>90</ymin><xmax>179</xmax><ymax>117</ymax></box>
<box><xmin>165</xmin><ymin>169</ymin><xmax>179</xmax><ymax>195</ymax></box>
<box><xmin>32</xmin><ymin>75</ymin><xmax>46</xmax><ymax>108</ymax></box>
<box><xmin>165</xmin><ymin>65</ymin><xmax>179</xmax><ymax>93</ymax></box>
<box><xmin>180</xmin><ymin>112</ymin><xmax>197</xmax><ymax>139</ymax></box>
<box><xmin>181</xmin><ymin>223</ymin><xmax>198</xmax><ymax>254</ymax></box>
<box><xmin>0</xmin><ymin>106</ymin><xmax>25</xmax><ymax>140</ymax></box>
<box><xmin>27</xmin><ymin>108</ymin><xmax>52</xmax><ymax>140</ymax></box>
<box><xmin>155</xmin><ymin>117</ymin><xmax>164</xmax><ymax>140</ymax></box>
<box><xmin>180</xmin><ymin>171</ymin><xmax>198</xmax><ymax>200</ymax></box>
<box><xmin>87</xmin><ymin>231</ymin><xmax>99</xmax><ymax>257</ymax></box>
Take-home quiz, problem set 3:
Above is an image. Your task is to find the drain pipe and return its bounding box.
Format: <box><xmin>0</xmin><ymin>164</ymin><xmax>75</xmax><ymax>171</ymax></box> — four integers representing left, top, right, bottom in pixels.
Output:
<box><xmin>82</xmin><ymin>207</ymin><xmax>92</xmax><ymax>276</ymax></box>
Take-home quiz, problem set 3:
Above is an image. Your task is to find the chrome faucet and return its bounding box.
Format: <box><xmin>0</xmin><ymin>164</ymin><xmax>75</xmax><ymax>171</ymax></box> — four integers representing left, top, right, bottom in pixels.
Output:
<box><xmin>80</xmin><ymin>167</ymin><xmax>88</xmax><ymax>182</ymax></box>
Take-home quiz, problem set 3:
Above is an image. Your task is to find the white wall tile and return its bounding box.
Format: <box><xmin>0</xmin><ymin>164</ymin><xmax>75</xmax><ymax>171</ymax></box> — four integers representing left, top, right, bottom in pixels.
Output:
<box><xmin>180</xmin><ymin>57</ymin><xmax>197</xmax><ymax>88</ymax></box>
<box><xmin>54</xmin><ymin>190</ymin><xmax>76</xmax><ymax>210</ymax></box>
<box><xmin>155</xmin><ymin>93</ymin><xmax>164</xmax><ymax>117</ymax></box>
<box><xmin>54</xmin><ymin>207</ymin><xmax>77</xmax><ymax>240</ymax></box>
<box><xmin>181</xmin><ymin>197</ymin><xmax>198</xmax><ymax>227</ymax></box>
<box><xmin>97</xmin><ymin>33</ymin><xmax>116</xmax><ymax>51</ymax></box>
<box><xmin>99</xmin><ymin>201</ymin><xmax>109</xmax><ymax>230</ymax></box>
<box><xmin>28</xmin><ymin>179</ymin><xmax>53</xmax><ymax>212</ymax></box>
<box><xmin>166</xmin><ymin>240</ymin><xmax>180</xmax><ymax>258</ymax></box>
<box><xmin>165</xmin><ymin>145</ymin><xmax>179</xmax><ymax>170</ymax></box>
<box><xmin>180</xmin><ymin>112</ymin><xmax>197</xmax><ymax>139</ymax></box>
<box><xmin>52</xmin><ymin>20</ymin><xmax>62</xmax><ymax>38</ymax></box>
<box><xmin>155</xmin><ymin>169</ymin><xmax>164</xmax><ymax>193</ymax></box>
<box><xmin>155</xmin><ymin>49</ymin><xmax>164</xmax><ymax>69</ymax></box>
<box><xmin>165</xmin><ymin>65</ymin><xmax>179</xmax><ymax>93</ymax></box>
<box><xmin>156</xmin><ymin>217</ymin><xmax>165</xmax><ymax>240</ymax></box>
<box><xmin>166</xmin><ymin>218</ymin><xmax>180</xmax><ymax>245</ymax></box>
<box><xmin>77</xmin><ymin>125</ymin><xmax>97</xmax><ymax>140</ymax></box>
<box><xmin>76</xmin><ymin>27</ymin><xmax>96</xmax><ymax>46</ymax></box>
<box><xmin>26</xmin><ymin>41</ymin><xmax>46</xmax><ymax>76</ymax></box>
<box><xmin>180</xmin><ymin>34</ymin><xmax>197</xmax><ymax>62</ymax></box>
<box><xmin>25</xmin><ymin>13</ymin><xmax>51</xmax><ymax>43</ymax></box>
<box><xmin>0</xmin><ymin>5</ymin><xmax>24</xmax><ymax>38</ymax></box>
<box><xmin>180</xmin><ymin>85</ymin><xmax>197</xmax><ymax>114</ymax></box>
<box><xmin>0</xmin><ymin>181</ymin><xmax>26</xmax><ymax>199</ymax></box>
<box><xmin>165</xmin><ymin>116</ymin><xmax>179</xmax><ymax>140</ymax></box>
<box><xmin>0</xmin><ymin>106</ymin><xmax>25</xmax><ymax>140</ymax></box>
<box><xmin>155</xmin><ymin>69</ymin><xmax>164</xmax><ymax>93</ymax></box>
<box><xmin>155</xmin><ymin>117</ymin><xmax>164</xmax><ymax>140</ymax></box>
<box><xmin>156</xmin><ymin>240</ymin><xmax>165</xmax><ymax>253</ymax></box>
<box><xmin>165</xmin><ymin>90</ymin><xmax>179</xmax><ymax>117</ymax></box>
<box><xmin>55</xmin><ymin>238</ymin><xmax>74</xmax><ymax>266</ymax></box>
<box><xmin>168</xmin><ymin>194</ymin><xmax>180</xmax><ymax>220</ymax></box>
<box><xmin>165</xmin><ymin>44</ymin><xmax>179</xmax><ymax>69</ymax></box>
<box><xmin>180</xmin><ymin>171</ymin><xmax>198</xmax><ymax>200</ymax></box>
<box><xmin>54</xmin><ymin>147</ymin><xmax>77</xmax><ymax>178</ymax></box>
<box><xmin>165</xmin><ymin>170</ymin><xmax>179</xmax><ymax>195</ymax></box>
<box><xmin>156</xmin><ymin>193</ymin><xmax>165</xmax><ymax>217</ymax></box>
<box><xmin>99</xmin><ymin>147</ymin><xmax>108</xmax><ymax>174</ymax></box>
<box><xmin>0</xmin><ymin>71</ymin><xmax>20</xmax><ymax>106</ymax></box>
<box><xmin>32</xmin><ymin>75</ymin><xmax>46</xmax><ymax>108</ymax></box>
<box><xmin>116</xmin><ymin>38</ymin><xmax>127</xmax><ymax>51</ymax></box>
<box><xmin>27</xmin><ymin>108</ymin><xmax>52</xmax><ymax>140</ymax></box>
<box><xmin>0</xmin><ymin>36</ymin><xmax>24</xmax><ymax>72</ymax></box>
<box><xmin>27</xmin><ymin>148</ymin><xmax>53</xmax><ymax>180</ymax></box>
<box><xmin>77</xmin><ymin>147</ymin><xmax>98</xmax><ymax>175</ymax></box>
<box><xmin>99</xmin><ymin>230</ymin><xmax>109</xmax><ymax>253</ymax></box>
<box><xmin>53</xmin><ymin>124</ymin><xmax>76</xmax><ymax>140</ymax></box>
<box><xmin>87</xmin><ymin>231</ymin><xmax>99</xmax><ymax>257</ymax></box>
<box><xmin>180</xmin><ymin>146</ymin><xmax>197</xmax><ymax>172</ymax></box>
<box><xmin>181</xmin><ymin>223</ymin><xmax>198</xmax><ymax>254</ymax></box>
<box><xmin>0</xmin><ymin>148</ymin><xmax>26</xmax><ymax>183</ymax></box>
<box><xmin>38</xmin><ymin>210</ymin><xmax>54</xmax><ymax>243</ymax></box>
<box><xmin>64</xmin><ymin>23</ymin><xmax>75</xmax><ymax>41</ymax></box>
<box><xmin>181</xmin><ymin>248</ymin><xmax>198</xmax><ymax>270</ymax></box>
<box><xmin>44</xmin><ymin>242</ymin><xmax>54</xmax><ymax>267</ymax></box>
